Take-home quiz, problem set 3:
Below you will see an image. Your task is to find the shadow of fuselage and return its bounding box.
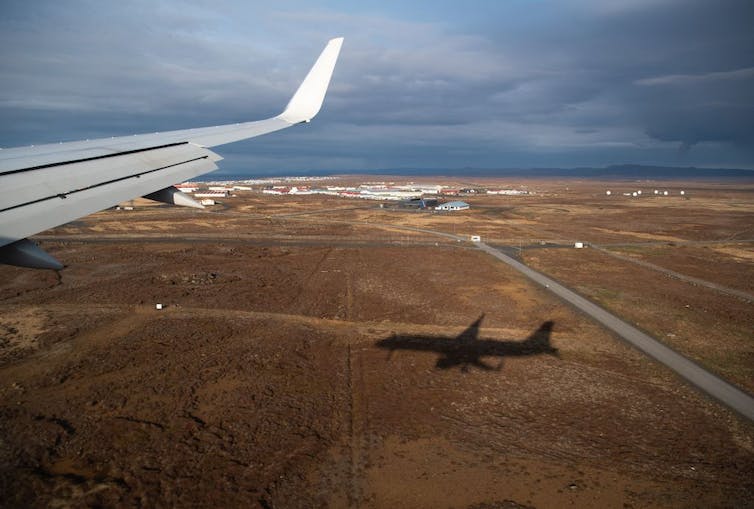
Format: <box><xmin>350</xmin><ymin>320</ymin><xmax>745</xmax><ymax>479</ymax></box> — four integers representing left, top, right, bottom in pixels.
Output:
<box><xmin>375</xmin><ymin>315</ymin><xmax>558</xmax><ymax>373</ymax></box>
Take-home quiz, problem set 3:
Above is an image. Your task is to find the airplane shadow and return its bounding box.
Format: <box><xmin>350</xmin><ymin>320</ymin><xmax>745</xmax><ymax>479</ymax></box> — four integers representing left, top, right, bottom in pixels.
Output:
<box><xmin>375</xmin><ymin>314</ymin><xmax>559</xmax><ymax>373</ymax></box>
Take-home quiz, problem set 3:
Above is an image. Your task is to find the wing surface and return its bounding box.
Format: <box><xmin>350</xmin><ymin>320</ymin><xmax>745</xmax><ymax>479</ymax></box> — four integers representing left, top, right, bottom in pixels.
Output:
<box><xmin>0</xmin><ymin>37</ymin><xmax>344</xmax><ymax>269</ymax></box>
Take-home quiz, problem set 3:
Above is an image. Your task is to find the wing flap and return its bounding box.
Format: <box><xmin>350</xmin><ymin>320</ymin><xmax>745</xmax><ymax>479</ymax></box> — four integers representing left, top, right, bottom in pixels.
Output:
<box><xmin>0</xmin><ymin>145</ymin><xmax>219</xmax><ymax>246</ymax></box>
<box><xmin>0</xmin><ymin>143</ymin><xmax>216</xmax><ymax>212</ymax></box>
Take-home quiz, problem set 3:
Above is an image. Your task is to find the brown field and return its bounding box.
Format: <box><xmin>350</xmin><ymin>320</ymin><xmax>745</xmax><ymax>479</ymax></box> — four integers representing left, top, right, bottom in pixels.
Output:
<box><xmin>1</xmin><ymin>177</ymin><xmax>753</xmax><ymax>508</ymax></box>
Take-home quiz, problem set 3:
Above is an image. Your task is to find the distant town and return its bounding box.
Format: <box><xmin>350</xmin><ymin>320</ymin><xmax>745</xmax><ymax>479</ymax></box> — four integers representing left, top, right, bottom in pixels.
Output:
<box><xmin>176</xmin><ymin>176</ymin><xmax>531</xmax><ymax>209</ymax></box>
<box><xmin>174</xmin><ymin>176</ymin><xmax>689</xmax><ymax>210</ymax></box>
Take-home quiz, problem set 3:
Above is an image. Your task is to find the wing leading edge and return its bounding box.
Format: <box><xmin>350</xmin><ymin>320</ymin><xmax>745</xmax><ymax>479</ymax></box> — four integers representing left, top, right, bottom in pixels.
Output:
<box><xmin>0</xmin><ymin>38</ymin><xmax>344</xmax><ymax>269</ymax></box>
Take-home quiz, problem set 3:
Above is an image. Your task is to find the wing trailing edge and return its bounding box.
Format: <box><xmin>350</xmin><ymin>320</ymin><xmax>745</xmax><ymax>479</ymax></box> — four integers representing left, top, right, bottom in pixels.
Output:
<box><xmin>0</xmin><ymin>143</ymin><xmax>220</xmax><ymax>248</ymax></box>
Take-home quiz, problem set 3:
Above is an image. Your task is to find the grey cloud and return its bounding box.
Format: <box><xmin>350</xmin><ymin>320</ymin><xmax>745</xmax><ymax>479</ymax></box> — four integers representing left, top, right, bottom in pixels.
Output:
<box><xmin>635</xmin><ymin>67</ymin><xmax>754</xmax><ymax>86</ymax></box>
<box><xmin>1</xmin><ymin>0</ymin><xmax>753</xmax><ymax>170</ymax></box>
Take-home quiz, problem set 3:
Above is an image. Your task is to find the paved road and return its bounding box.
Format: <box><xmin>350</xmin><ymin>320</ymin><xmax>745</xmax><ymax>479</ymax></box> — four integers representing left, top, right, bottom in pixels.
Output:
<box><xmin>476</xmin><ymin>241</ymin><xmax>754</xmax><ymax>422</ymax></box>
<box><xmin>590</xmin><ymin>244</ymin><xmax>753</xmax><ymax>302</ymax></box>
<box><xmin>34</xmin><ymin>234</ymin><xmax>468</xmax><ymax>250</ymax></box>
<box><xmin>490</xmin><ymin>240</ymin><xmax>754</xmax><ymax>301</ymax></box>
<box><xmin>593</xmin><ymin>238</ymin><xmax>754</xmax><ymax>248</ymax></box>
<box><xmin>481</xmin><ymin>238</ymin><xmax>754</xmax><ymax>252</ymax></box>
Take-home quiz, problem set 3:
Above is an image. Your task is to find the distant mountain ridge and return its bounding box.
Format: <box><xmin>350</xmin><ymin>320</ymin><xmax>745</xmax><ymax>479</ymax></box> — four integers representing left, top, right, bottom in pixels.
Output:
<box><xmin>210</xmin><ymin>164</ymin><xmax>754</xmax><ymax>180</ymax></box>
<box><xmin>521</xmin><ymin>164</ymin><xmax>754</xmax><ymax>178</ymax></box>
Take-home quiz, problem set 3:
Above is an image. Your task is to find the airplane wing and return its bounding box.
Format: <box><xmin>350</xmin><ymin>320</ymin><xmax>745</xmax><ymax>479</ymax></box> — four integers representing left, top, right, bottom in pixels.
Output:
<box><xmin>0</xmin><ymin>37</ymin><xmax>344</xmax><ymax>269</ymax></box>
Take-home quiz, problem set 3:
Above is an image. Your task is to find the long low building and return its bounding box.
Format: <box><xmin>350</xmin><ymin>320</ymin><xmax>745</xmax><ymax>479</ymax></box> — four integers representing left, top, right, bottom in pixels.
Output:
<box><xmin>194</xmin><ymin>192</ymin><xmax>229</xmax><ymax>198</ymax></box>
<box><xmin>435</xmin><ymin>201</ymin><xmax>470</xmax><ymax>211</ymax></box>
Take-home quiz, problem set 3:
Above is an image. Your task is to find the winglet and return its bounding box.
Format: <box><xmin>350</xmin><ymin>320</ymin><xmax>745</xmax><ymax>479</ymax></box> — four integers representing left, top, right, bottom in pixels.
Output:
<box><xmin>278</xmin><ymin>37</ymin><xmax>344</xmax><ymax>124</ymax></box>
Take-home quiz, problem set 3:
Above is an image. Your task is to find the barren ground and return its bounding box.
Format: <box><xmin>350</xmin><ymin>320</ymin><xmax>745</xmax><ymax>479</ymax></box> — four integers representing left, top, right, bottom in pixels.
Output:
<box><xmin>1</xmin><ymin>177</ymin><xmax>753</xmax><ymax>508</ymax></box>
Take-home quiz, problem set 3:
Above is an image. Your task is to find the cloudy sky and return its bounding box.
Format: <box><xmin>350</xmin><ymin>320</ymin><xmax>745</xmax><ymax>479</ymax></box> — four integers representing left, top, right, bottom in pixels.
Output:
<box><xmin>1</xmin><ymin>0</ymin><xmax>753</xmax><ymax>174</ymax></box>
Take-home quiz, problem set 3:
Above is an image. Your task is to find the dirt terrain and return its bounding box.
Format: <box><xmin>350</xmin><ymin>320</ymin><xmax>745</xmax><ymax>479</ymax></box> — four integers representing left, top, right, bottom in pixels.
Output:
<box><xmin>1</xmin><ymin>178</ymin><xmax>753</xmax><ymax>507</ymax></box>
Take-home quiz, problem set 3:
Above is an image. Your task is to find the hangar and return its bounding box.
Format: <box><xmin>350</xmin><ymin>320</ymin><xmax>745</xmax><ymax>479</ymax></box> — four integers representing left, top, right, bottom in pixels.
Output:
<box><xmin>435</xmin><ymin>201</ymin><xmax>470</xmax><ymax>211</ymax></box>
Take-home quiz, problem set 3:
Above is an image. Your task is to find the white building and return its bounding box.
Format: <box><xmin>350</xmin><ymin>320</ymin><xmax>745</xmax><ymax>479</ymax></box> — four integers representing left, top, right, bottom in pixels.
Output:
<box><xmin>262</xmin><ymin>187</ymin><xmax>291</xmax><ymax>195</ymax></box>
<box><xmin>194</xmin><ymin>192</ymin><xmax>229</xmax><ymax>198</ymax></box>
<box><xmin>487</xmin><ymin>189</ymin><xmax>529</xmax><ymax>195</ymax></box>
<box><xmin>435</xmin><ymin>201</ymin><xmax>470</xmax><ymax>211</ymax></box>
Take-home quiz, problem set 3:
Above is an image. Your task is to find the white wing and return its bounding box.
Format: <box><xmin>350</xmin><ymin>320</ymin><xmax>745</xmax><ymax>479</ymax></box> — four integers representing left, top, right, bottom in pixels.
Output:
<box><xmin>0</xmin><ymin>38</ymin><xmax>343</xmax><ymax>269</ymax></box>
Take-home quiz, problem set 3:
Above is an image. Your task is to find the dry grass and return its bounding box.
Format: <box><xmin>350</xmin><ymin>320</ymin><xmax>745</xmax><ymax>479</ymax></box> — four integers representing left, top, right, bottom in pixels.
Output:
<box><xmin>1</xmin><ymin>177</ymin><xmax>752</xmax><ymax>507</ymax></box>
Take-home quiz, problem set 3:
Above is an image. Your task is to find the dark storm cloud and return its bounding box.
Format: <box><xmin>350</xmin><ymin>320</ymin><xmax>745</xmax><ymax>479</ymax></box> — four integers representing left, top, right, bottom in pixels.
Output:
<box><xmin>571</xmin><ymin>0</ymin><xmax>754</xmax><ymax>151</ymax></box>
<box><xmin>1</xmin><ymin>0</ymin><xmax>752</xmax><ymax>171</ymax></box>
<box><xmin>471</xmin><ymin>0</ymin><xmax>754</xmax><ymax>151</ymax></box>
<box><xmin>635</xmin><ymin>68</ymin><xmax>754</xmax><ymax>147</ymax></box>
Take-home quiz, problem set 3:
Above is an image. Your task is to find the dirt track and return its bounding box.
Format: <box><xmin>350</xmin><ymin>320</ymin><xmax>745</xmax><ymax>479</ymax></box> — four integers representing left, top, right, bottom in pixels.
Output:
<box><xmin>1</xmin><ymin>179</ymin><xmax>753</xmax><ymax>507</ymax></box>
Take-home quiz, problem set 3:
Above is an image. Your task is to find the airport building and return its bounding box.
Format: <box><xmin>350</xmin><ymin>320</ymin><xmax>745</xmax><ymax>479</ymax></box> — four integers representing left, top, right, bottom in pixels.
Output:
<box><xmin>435</xmin><ymin>201</ymin><xmax>470</xmax><ymax>211</ymax></box>
<box><xmin>194</xmin><ymin>192</ymin><xmax>229</xmax><ymax>198</ymax></box>
<box><xmin>176</xmin><ymin>183</ymin><xmax>199</xmax><ymax>193</ymax></box>
<box><xmin>487</xmin><ymin>189</ymin><xmax>529</xmax><ymax>195</ymax></box>
<box><xmin>262</xmin><ymin>186</ymin><xmax>291</xmax><ymax>195</ymax></box>
<box><xmin>399</xmin><ymin>198</ymin><xmax>439</xmax><ymax>209</ymax></box>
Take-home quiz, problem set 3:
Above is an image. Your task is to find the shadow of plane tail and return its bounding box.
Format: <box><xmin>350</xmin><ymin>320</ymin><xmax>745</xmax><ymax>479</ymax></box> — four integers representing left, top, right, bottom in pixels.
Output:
<box><xmin>520</xmin><ymin>320</ymin><xmax>559</xmax><ymax>357</ymax></box>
